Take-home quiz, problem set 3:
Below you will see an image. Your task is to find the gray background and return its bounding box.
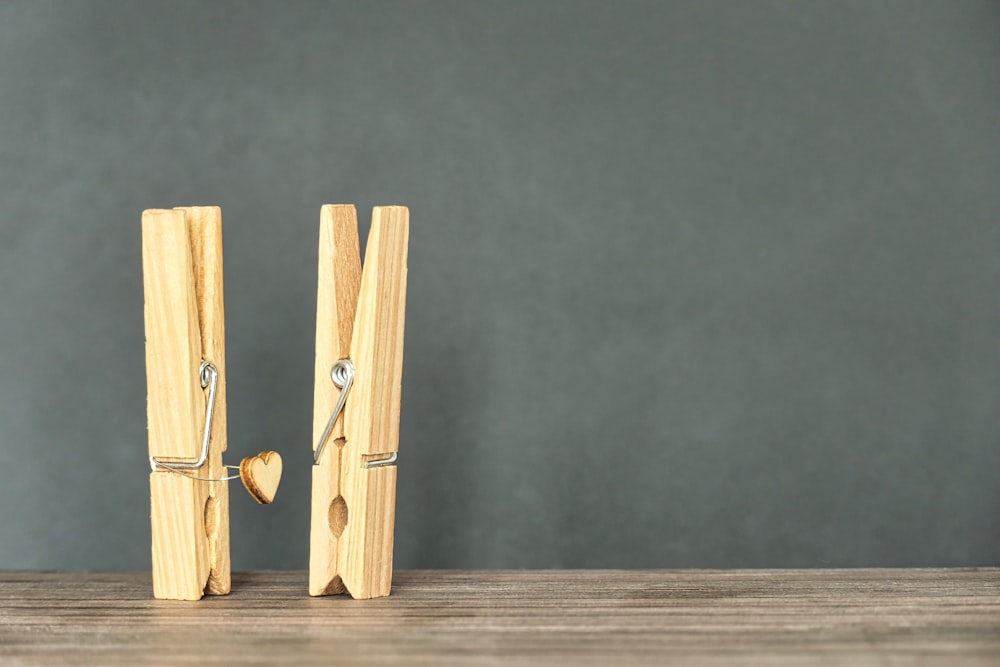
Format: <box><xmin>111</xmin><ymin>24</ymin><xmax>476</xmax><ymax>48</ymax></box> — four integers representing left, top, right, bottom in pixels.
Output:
<box><xmin>0</xmin><ymin>0</ymin><xmax>997</xmax><ymax>571</ymax></box>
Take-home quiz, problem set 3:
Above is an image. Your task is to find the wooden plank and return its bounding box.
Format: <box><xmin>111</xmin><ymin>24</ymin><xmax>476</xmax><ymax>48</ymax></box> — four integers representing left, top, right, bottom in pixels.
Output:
<box><xmin>179</xmin><ymin>206</ymin><xmax>230</xmax><ymax>597</ymax></box>
<box><xmin>1</xmin><ymin>570</ymin><xmax>998</xmax><ymax>665</ymax></box>
<box><xmin>309</xmin><ymin>205</ymin><xmax>362</xmax><ymax>596</ymax></box>
<box><xmin>339</xmin><ymin>206</ymin><xmax>408</xmax><ymax>599</ymax></box>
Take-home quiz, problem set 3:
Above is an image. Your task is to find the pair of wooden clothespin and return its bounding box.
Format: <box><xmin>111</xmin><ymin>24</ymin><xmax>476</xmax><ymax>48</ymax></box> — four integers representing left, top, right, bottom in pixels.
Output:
<box><xmin>142</xmin><ymin>204</ymin><xmax>407</xmax><ymax>601</ymax></box>
<box><xmin>309</xmin><ymin>205</ymin><xmax>409</xmax><ymax>599</ymax></box>
<box><xmin>142</xmin><ymin>206</ymin><xmax>282</xmax><ymax>601</ymax></box>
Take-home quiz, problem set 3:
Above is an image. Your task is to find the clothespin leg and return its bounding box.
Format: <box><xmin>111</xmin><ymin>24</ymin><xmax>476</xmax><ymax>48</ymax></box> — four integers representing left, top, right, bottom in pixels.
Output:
<box><xmin>309</xmin><ymin>205</ymin><xmax>362</xmax><ymax>596</ymax></box>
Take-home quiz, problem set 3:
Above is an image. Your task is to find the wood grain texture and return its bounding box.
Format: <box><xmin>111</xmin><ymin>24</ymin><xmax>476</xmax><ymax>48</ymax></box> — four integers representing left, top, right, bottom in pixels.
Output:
<box><xmin>142</xmin><ymin>207</ymin><xmax>229</xmax><ymax>600</ymax></box>
<box><xmin>179</xmin><ymin>206</ymin><xmax>230</xmax><ymax>597</ymax></box>
<box><xmin>0</xmin><ymin>570</ymin><xmax>997</xmax><ymax>666</ymax></box>
<box><xmin>339</xmin><ymin>206</ymin><xmax>408</xmax><ymax>599</ymax></box>
<box><xmin>142</xmin><ymin>209</ymin><xmax>203</xmax><ymax>460</ymax></box>
<box><xmin>147</xmin><ymin>473</ymin><xmax>207</xmax><ymax>601</ymax></box>
<box><xmin>309</xmin><ymin>205</ymin><xmax>362</xmax><ymax>596</ymax></box>
<box><xmin>347</xmin><ymin>206</ymin><xmax>409</xmax><ymax>458</ymax></box>
<box><xmin>310</xmin><ymin>206</ymin><xmax>408</xmax><ymax>600</ymax></box>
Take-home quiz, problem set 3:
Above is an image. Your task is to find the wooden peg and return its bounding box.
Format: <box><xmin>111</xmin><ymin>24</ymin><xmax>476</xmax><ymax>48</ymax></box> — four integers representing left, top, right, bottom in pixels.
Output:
<box><xmin>310</xmin><ymin>205</ymin><xmax>409</xmax><ymax>599</ymax></box>
<box><xmin>142</xmin><ymin>206</ymin><xmax>230</xmax><ymax>600</ymax></box>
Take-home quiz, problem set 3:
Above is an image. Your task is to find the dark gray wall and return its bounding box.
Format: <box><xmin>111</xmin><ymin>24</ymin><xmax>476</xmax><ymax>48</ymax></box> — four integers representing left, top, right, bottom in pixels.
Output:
<box><xmin>1</xmin><ymin>1</ymin><xmax>997</xmax><ymax>571</ymax></box>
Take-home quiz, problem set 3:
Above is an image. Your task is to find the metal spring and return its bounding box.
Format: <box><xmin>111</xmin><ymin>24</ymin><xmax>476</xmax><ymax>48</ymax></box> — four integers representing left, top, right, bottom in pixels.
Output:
<box><xmin>313</xmin><ymin>358</ymin><xmax>355</xmax><ymax>464</ymax></box>
<box><xmin>148</xmin><ymin>360</ymin><xmax>241</xmax><ymax>482</ymax></box>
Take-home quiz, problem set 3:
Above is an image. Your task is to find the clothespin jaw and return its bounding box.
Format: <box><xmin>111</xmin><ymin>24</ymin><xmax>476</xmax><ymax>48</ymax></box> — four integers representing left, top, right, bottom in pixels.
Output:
<box><xmin>310</xmin><ymin>205</ymin><xmax>409</xmax><ymax>599</ymax></box>
<box><xmin>142</xmin><ymin>206</ymin><xmax>230</xmax><ymax>601</ymax></box>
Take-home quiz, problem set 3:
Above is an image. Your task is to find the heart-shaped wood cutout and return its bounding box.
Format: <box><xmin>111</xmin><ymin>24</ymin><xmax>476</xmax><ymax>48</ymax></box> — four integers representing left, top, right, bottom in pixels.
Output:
<box><xmin>239</xmin><ymin>451</ymin><xmax>283</xmax><ymax>504</ymax></box>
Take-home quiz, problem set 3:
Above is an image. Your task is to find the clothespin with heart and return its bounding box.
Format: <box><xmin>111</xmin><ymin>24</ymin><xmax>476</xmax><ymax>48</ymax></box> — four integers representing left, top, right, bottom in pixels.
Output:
<box><xmin>142</xmin><ymin>206</ymin><xmax>283</xmax><ymax>601</ymax></box>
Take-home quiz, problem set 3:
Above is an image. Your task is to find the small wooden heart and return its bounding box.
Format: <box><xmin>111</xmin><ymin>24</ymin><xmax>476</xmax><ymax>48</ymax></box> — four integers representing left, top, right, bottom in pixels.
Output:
<box><xmin>239</xmin><ymin>451</ymin><xmax>283</xmax><ymax>505</ymax></box>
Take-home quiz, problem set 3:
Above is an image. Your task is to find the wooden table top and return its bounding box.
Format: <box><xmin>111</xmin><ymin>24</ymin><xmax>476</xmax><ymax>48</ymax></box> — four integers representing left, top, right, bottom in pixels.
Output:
<box><xmin>1</xmin><ymin>569</ymin><xmax>998</xmax><ymax>665</ymax></box>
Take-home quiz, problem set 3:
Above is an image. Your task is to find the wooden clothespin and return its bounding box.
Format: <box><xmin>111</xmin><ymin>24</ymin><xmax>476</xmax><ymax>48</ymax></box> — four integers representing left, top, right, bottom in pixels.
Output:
<box><xmin>142</xmin><ymin>206</ymin><xmax>231</xmax><ymax>601</ymax></box>
<box><xmin>310</xmin><ymin>205</ymin><xmax>409</xmax><ymax>599</ymax></box>
<box><xmin>142</xmin><ymin>206</ymin><xmax>282</xmax><ymax>601</ymax></box>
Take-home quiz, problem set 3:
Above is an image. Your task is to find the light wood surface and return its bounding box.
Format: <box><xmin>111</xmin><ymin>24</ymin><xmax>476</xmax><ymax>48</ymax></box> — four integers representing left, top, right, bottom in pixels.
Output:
<box><xmin>310</xmin><ymin>204</ymin><xmax>362</xmax><ymax>597</ymax></box>
<box><xmin>141</xmin><ymin>206</ymin><xmax>230</xmax><ymax>600</ymax></box>
<box><xmin>310</xmin><ymin>206</ymin><xmax>409</xmax><ymax>600</ymax></box>
<box><xmin>1</xmin><ymin>570</ymin><xmax>997</xmax><ymax>665</ymax></box>
<box><xmin>346</xmin><ymin>206</ymin><xmax>409</xmax><ymax>460</ymax></box>
<box><xmin>339</xmin><ymin>206</ymin><xmax>408</xmax><ymax>599</ymax></box>
<box><xmin>180</xmin><ymin>206</ymin><xmax>230</xmax><ymax>596</ymax></box>
<box><xmin>141</xmin><ymin>209</ymin><xmax>203</xmax><ymax>461</ymax></box>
